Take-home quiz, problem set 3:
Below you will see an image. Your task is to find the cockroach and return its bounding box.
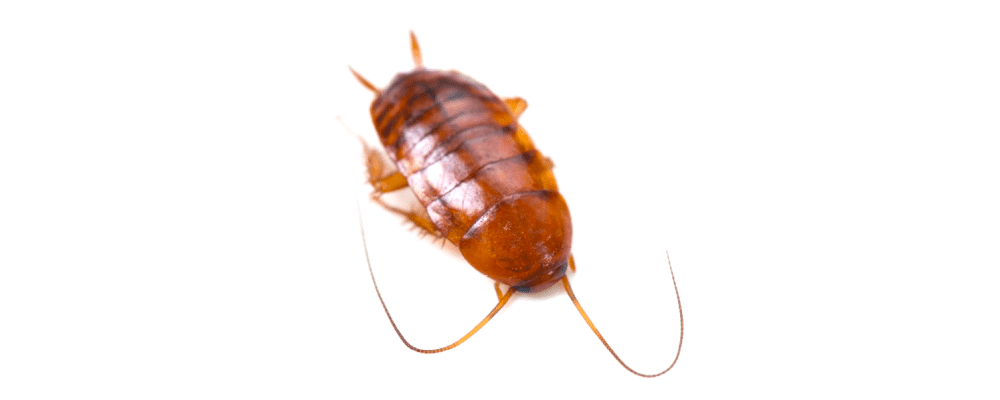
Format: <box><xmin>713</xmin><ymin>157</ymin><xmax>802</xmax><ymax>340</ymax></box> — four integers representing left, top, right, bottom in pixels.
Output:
<box><xmin>350</xmin><ymin>32</ymin><xmax>683</xmax><ymax>377</ymax></box>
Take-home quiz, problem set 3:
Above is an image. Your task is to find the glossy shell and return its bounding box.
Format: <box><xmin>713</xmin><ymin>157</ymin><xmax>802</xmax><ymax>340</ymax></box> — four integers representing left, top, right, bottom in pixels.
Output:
<box><xmin>369</xmin><ymin>69</ymin><xmax>572</xmax><ymax>291</ymax></box>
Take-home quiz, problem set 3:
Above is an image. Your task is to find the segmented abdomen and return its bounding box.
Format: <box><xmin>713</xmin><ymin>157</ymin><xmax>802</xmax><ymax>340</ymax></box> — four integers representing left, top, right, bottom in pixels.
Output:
<box><xmin>370</xmin><ymin>70</ymin><xmax>557</xmax><ymax>244</ymax></box>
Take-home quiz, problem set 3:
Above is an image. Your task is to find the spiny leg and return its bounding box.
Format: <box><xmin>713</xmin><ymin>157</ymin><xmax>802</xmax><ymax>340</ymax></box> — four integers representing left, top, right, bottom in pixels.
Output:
<box><xmin>340</xmin><ymin>115</ymin><xmax>440</xmax><ymax>240</ymax></box>
<box><xmin>369</xmin><ymin>195</ymin><xmax>439</xmax><ymax>240</ymax></box>
<box><xmin>361</xmin><ymin>143</ymin><xmax>440</xmax><ymax>239</ymax></box>
<box><xmin>371</xmin><ymin>171</ymin><xmax>407</xmax><ymax>194</ymax></box>
<box><xmin>359</xmin><ymin>138</ymin><xmax>397</xmax><ymax>189</ymax></box>
<box><xmin>342</xmin><ymin>119</ymin><xmax>406</xmax><ymax>198</ymax></box>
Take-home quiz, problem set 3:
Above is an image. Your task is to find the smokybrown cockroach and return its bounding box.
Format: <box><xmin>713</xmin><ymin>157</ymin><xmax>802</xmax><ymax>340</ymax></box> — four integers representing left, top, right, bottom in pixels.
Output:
<box><xmin>351</xmin><ymin>32</ymin><xmax>683</xmax><ymax>377</ymax></box>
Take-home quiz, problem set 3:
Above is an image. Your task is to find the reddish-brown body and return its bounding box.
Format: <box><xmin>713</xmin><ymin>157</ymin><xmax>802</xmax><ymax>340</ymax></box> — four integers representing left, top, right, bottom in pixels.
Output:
<box><xmin>369</xmin><ymin>69</ymin><xmax>572</xmax><ymax>292</ymax></box>
<box><xmin>351</xmin><ymin>33</ymin><xmax>682</xmax><ymax>377</ymax></box>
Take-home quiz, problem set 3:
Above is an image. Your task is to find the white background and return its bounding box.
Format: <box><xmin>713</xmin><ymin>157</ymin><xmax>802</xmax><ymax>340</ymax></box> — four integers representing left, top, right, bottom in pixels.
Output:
<box><xmin>2</xmin><ymin>1</ymin><xmax>998</xmax><ymax>398</ymax></box>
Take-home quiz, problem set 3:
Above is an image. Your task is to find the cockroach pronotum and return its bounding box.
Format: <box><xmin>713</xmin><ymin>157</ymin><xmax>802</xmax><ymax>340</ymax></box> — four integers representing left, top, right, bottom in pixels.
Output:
<box><xmin>350</xmin><ymin>32</ymin><xmax>683</xmax><ymax>377</ymax></box>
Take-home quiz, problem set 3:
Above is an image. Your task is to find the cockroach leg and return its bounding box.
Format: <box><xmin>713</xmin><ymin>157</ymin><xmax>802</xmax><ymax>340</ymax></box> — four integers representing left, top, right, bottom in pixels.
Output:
<box><xmin>370</xmin><ymin>171</ymin><xmax>408</xmax><ymax>194</ymax></box>
<box><xmin>494</xmin><ymin>282</ymin><xmax>503</xmax><ymax>301</ymax></box>
<box><xmin>503</xmin><ymin>97</ymin><xmax>527</xmax><ymax>119</ymax></box>
<box><xmin>361</xmin><ymin>139</ymin><xmax>399</xmax><ymax>190</ymax></box>
<box><xmin>339</xmin><ymin>116</ymin><xmax>397</xmax><ymax>191</ymax></box>
<box><xmin>568</xmin><ymin>255</ymin><xmax>576</xmax><ymax>272</ymax></box>
<box><xmin>369</xmin><ymin>195</ymin><xmax>440</xmax><ymax>239</ymax></box>
<box><xmin>356</xmin><ymin>130</ymin><xmax>441</xmax><ymax>239</ymax></box>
